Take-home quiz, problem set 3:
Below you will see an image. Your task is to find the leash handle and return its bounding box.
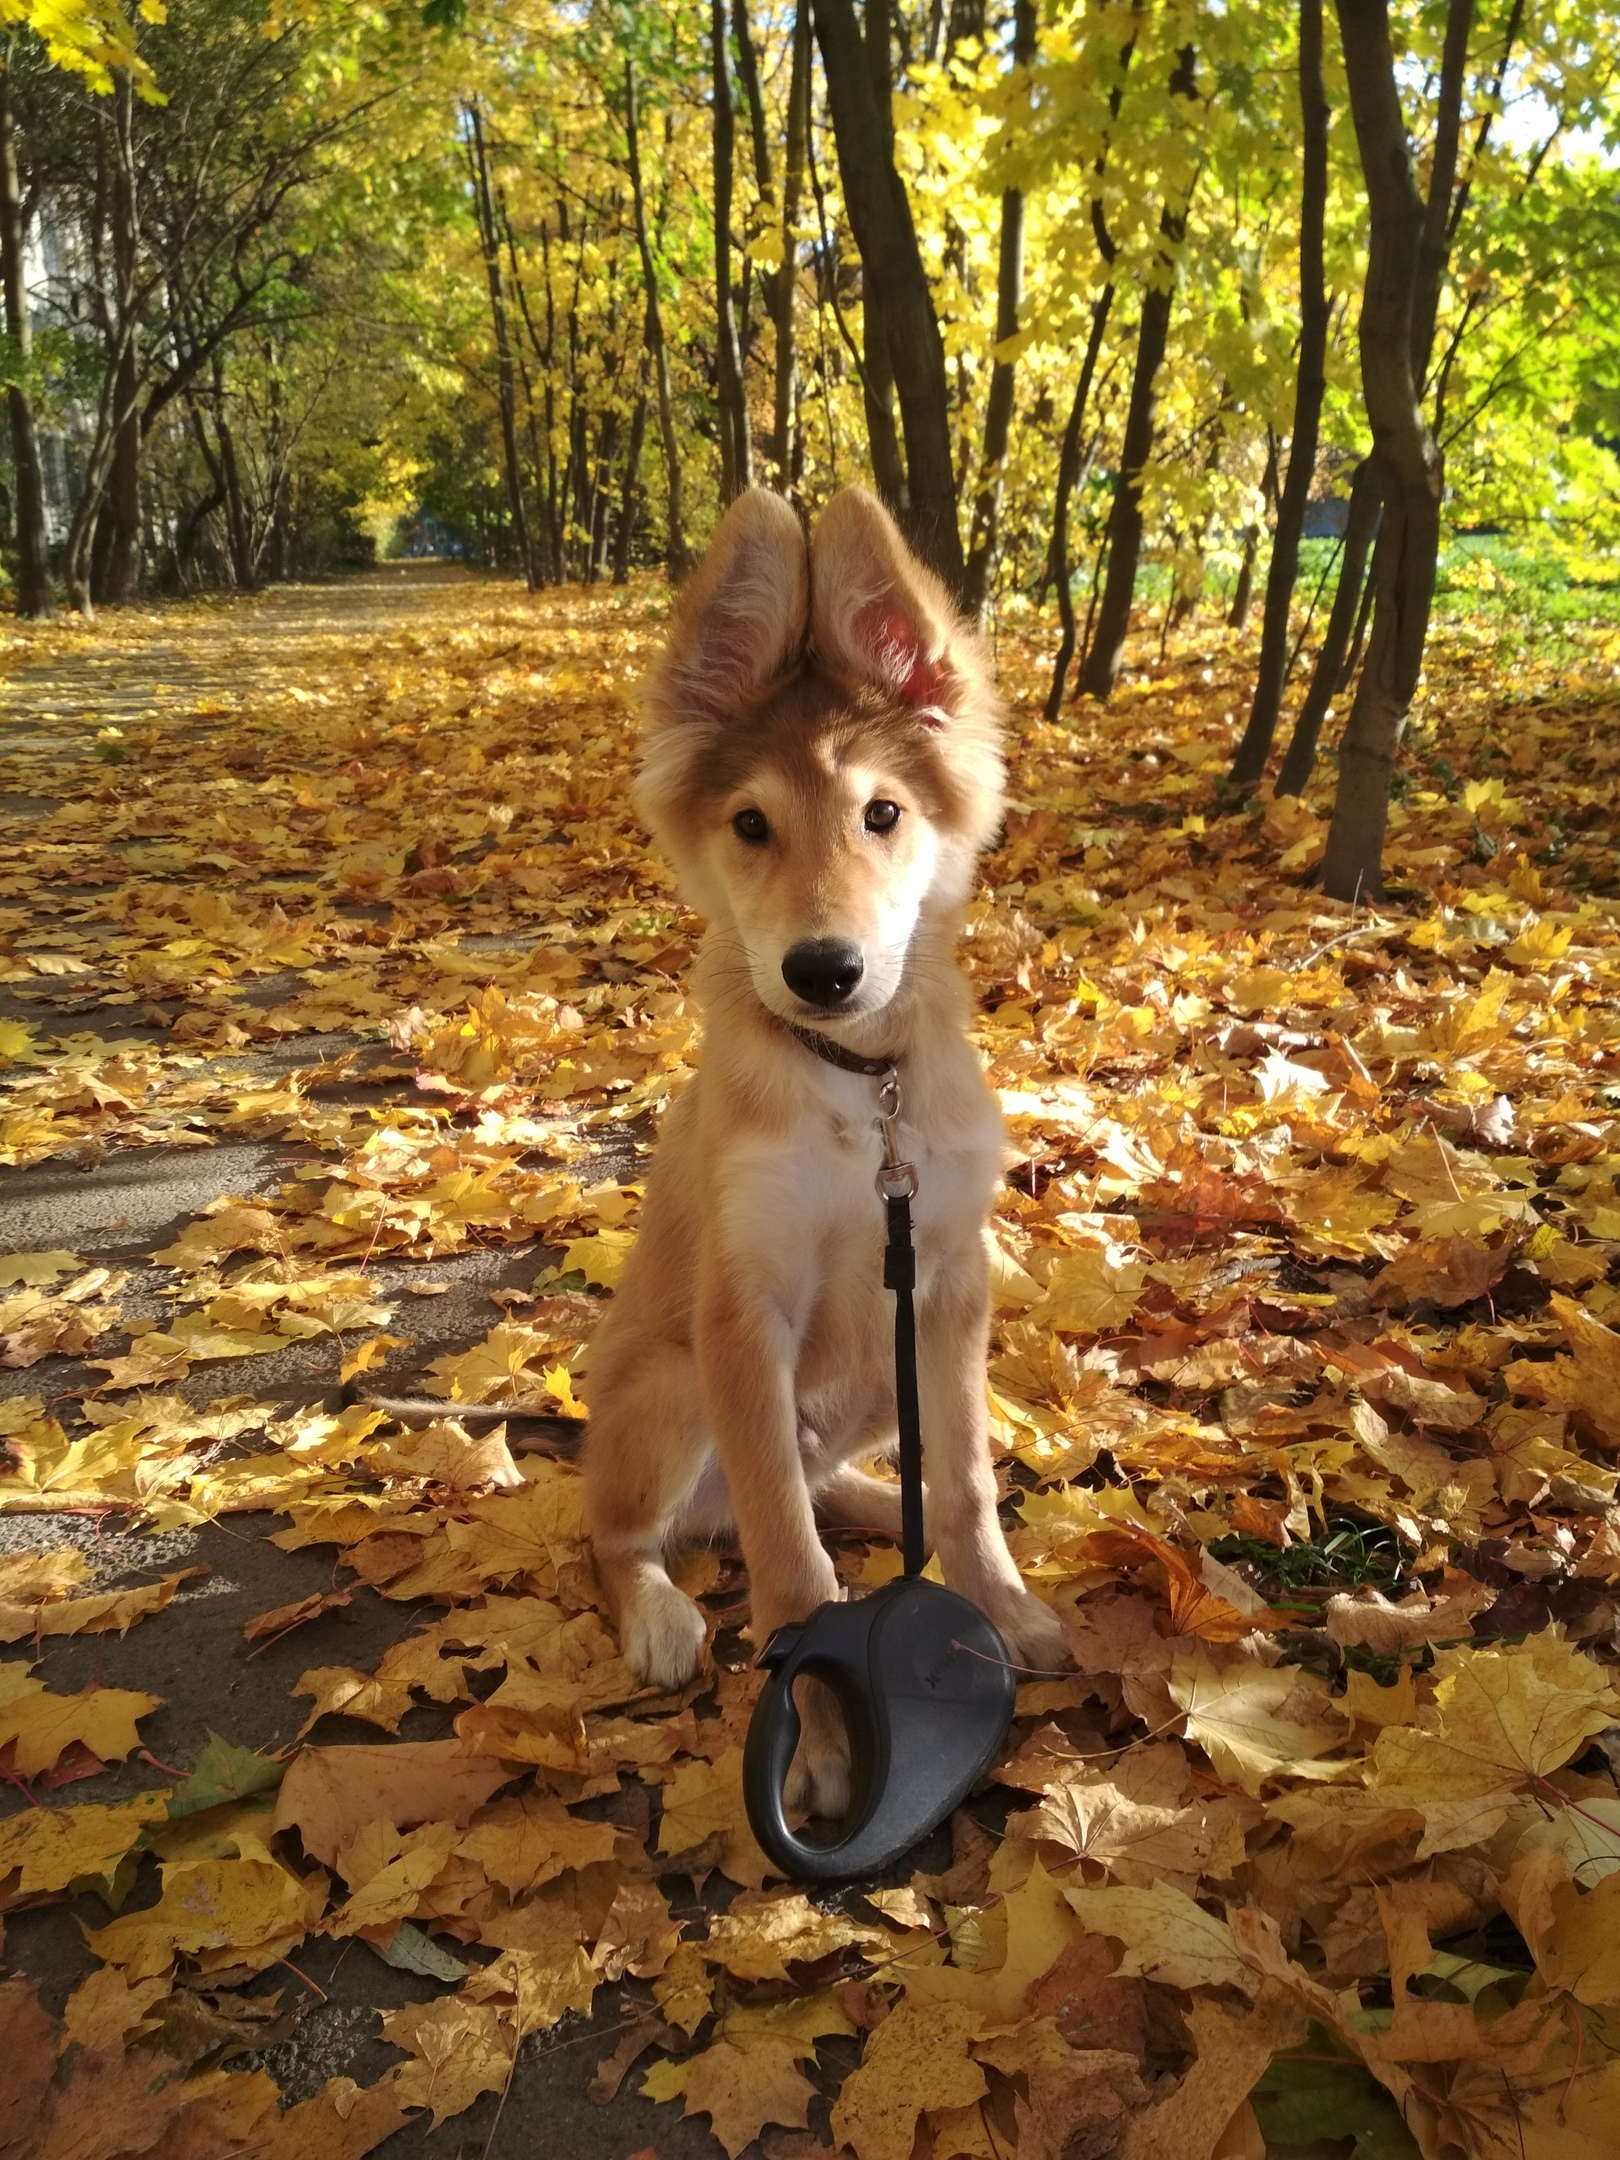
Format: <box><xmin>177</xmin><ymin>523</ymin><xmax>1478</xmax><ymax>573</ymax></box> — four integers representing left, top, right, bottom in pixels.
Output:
<box><xmin>875</xmin><ymin>1070</ymin><xmax>925</xmax><ymax>1580</ymax></box>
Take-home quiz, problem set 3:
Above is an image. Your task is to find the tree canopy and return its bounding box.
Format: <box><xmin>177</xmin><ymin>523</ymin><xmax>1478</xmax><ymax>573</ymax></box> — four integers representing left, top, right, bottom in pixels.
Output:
<box><xmin>3</xmin><ymin>0</ymin><xmax>1619</xmax><ymax>882</ymax></box>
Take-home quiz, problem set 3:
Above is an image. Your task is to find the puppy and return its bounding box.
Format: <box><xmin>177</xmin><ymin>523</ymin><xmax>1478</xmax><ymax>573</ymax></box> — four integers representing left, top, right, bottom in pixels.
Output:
<box><xmin>582</xmin><ymin>486</ymin><xmax>1068</xmax><ymax>1815</ymax></box>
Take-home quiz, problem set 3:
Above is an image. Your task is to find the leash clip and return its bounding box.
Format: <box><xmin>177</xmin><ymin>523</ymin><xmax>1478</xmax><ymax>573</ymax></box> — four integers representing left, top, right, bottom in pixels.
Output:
<box><xmin>874</xmin><ymin>1067</ymin><xmax>918</xmax><ymax>1200</ymax></box>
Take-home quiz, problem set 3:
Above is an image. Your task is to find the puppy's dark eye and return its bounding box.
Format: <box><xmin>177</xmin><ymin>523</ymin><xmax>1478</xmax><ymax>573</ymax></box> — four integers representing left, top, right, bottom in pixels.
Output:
<box><xmin>733</xmin><ymin>808</ymin><xmax>769</xmax><ymax>845</ymax></box>
<box><xmin>864</xmin><ymin>799</ymin><xmax>901</xmax><ymax>834</ymax></box>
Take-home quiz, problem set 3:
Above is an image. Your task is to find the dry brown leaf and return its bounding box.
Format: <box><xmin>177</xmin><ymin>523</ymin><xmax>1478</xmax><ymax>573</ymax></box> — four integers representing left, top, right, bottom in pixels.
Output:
<box><xmin>272</xmin><ymin>1739</ymin><xmax>511</xmax><ymax>1866</ymax></box>
<box><xmin>455</xmin><ymin>1785</ymin><xmax>619</xmax><ymax>1891</ymax></box>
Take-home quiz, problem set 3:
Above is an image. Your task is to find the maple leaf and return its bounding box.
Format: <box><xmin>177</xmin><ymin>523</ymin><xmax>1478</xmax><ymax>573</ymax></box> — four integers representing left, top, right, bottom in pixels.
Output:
<box><xmin>656</xmin><ymin>1745</ymin><xmax>774</xmax><ymax>1887</ymax></box>
<box><xmin>1504</xmin><ymin>1293</ymin><xmax>1620</xmax><ymax>1445</ymax></box>
<box><xmin>294</xmin><ymin>1666</ymin><xmax>416</xmax><ymax>1738</ymax></box>
<box><xmin>166</xmin><ymin>1732</ymin><xmax>286</xmax><ymax>1816</ymax></box>
<box><xmin>381</xmin><ymin>1996</ymin><xmax>515</xmax><ymax>2126</ymax></box>
<box><xmin>0</xmin><ymin>1544</ymin><xmax>92</xmax><ymax>1604</ymax></box>
<box><xmin>326</xmin><ymin>1820</ymin><xmax>460</xmax><ymax>1935</ymax></box>
<box><xmin>369</xmin><ymin>1417</ymin><xmax>523</xmax><ymax>1490</ymax></box>
<box><xmin>0</xmin><ymin>1250</ymin><xmax>80</xmax><ymax>1286</ymax></box>
<box><xmin>1369</xmin><ymin>1632</ymin><xmax>1620</xmax><ymax>1802</ymax></box>
<box><xmin>0</xmin><ymin>1566</ymin><xmax>205</xmax><ymax>1644</ymax></box>
<box><xmin>85</xmin><ymin>1855</ymin><xmax>330</xmax><ymax>1980</ymax></box>
<box><xmin>0</xmin><ymin>1668</ymin><xmax>162</xmax><ymax>1779</ymax></box>
<box><xmin>454</xmin><ymin>1785</ymin><xmax>619</xmax><ymax>1890</ymax></box>
<box><xmin>703</xmin><ymin>1889</ymin><xmax>889</xmax><ymax>1981</ymax></box>
<box><xmin>1034</xmin><ymin>1243</ymin><xmax>1147</xmax><ymax>1334</ymax></box>
<box><xmin>646</xmin><ymin>1991</ymin><xmax>855</xmax><ymax>2159</ymax></box>
<box><xmin>653</xmin><ymin>1940</ymin><xmax>714</xmax><ymax>2035</ymax></box>
<box><xmin>272</xmin><ymin>1739</ymin><xmax>511</xmax><ymax>1866</ymax></box>
<box><xmin>587</xmin><ymin>1878</ymin><xmax>680</xmax><ymax>1983</ymax></box>
<box><xmin>462</xmin><ymin>1939</ymin><xmax>599</xmax><ymax>2036</ymax></box>
<box><xmin>0</xmin><ymin>1791</ymin><xmax>169</xmax><ymax>1898</ymax></box>
<box><xmin>62</xmin><ymin>1965</ymin><xmax>174</xmax><ymax>2051</ymax></box>
<box><xmin>1121</xmin><ymin>1988</ymin><xmax>1310</xmax><ymax>2160</ymax></box>
<box><xmin>252</xmin><ymin>2071</ymin><xmax>415</xmax><ymax>2160</ymax></box>
<box><xmin>1168</xmin><ymin>1648</ymin><xmax>1355</xmax><ymax>1794</ymax></box>
<box><xmin>830</xmin><ymin>2001</ymin><xmax>987</xmax><ymax>2160</ymax></box>
<box><xmin>1008</xmin><ymin>1746</ymin><xmax>1233</xmax><ymax>1891</ymax></box>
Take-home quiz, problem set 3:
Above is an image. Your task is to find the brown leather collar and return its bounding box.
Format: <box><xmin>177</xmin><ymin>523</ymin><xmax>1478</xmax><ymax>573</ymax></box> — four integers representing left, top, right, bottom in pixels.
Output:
<box><xmin>774</xmin><ymin>1013</ymin><xmax>898</xmax><ymax>1077</ymax></box>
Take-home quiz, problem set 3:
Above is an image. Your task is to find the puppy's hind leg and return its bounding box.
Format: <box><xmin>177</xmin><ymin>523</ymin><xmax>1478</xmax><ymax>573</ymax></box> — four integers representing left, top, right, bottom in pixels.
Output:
<box><xmin>583</xmin><ymin>1343</ymin><xmax>712</xmax><ymax>1691</ymax></box>
<box><xmin>812</xmin><ymin>1461</ymin><xmax>910</xmax><ymax>1538</ymax></box>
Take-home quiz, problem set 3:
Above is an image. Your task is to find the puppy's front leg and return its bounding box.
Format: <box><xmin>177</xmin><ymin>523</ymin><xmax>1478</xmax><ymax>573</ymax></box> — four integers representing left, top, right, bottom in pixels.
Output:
<box><xmin>919</xmin><ymin>1262</ymin><xmax>1071</xmax><ymax>1673</ymax></box>
<box><xmin>694</xmin><ymin>1263</ymin><xmax>848</xmax><ymax>1815</ymax></box>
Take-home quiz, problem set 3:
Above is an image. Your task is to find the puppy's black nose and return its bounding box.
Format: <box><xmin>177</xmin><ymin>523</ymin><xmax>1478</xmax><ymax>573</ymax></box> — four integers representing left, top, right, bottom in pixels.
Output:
<box><xmin>782</xmin><ymin>939</ymin><xmax>864</xmax><ymax>1008</ymax></box>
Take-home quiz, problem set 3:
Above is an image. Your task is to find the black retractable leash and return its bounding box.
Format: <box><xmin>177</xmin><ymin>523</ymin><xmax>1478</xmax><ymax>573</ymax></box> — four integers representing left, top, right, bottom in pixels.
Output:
<box><xmin>742</xmin><ymin>1059</ymin><xmax>1017</xmax><ymax>1883</ymax></box>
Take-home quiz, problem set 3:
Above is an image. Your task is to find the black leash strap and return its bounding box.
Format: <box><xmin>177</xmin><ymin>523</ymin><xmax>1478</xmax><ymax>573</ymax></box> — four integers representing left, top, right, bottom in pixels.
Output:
<box><xmin>875</xmin><ymin>1070</ymin><xmax>925</xmax><ymax>1578</ymax></box>
<box><xmin>884</xmin><ymin>1189</ymin><xmax>925</xmax><ymax>1578</ymax></box>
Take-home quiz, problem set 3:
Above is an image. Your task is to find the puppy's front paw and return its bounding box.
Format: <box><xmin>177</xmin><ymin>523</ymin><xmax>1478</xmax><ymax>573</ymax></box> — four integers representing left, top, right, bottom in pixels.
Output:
<box><xmin>784</xmin><ymin>1674</ymin><xmax>851</xmax><ymax>1821</ymax></box>
<box><xmin>620</xmin><ymin>1573</ymin><xmax>709</xmax><ymax>1690</ymax></box>
<box><xmin>981</xmin><ymin>1585</ymin><xmax>1071</xmax><ymax>1676</ymax></box>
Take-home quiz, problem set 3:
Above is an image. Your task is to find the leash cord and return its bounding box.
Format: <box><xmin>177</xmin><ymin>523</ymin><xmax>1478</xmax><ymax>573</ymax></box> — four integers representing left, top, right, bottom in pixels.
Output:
<box><xmin>884</xmin><ymin>1188</ymin><xmax>926</xmax><ymax>1578</ymax></box>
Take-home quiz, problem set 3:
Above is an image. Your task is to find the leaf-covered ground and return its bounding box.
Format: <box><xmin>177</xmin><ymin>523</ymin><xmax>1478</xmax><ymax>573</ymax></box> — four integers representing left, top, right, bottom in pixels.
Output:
<box><xmin>3</xmin><ymin>563</ymin><xmax>1620</xmax><ymax>2160</ymax></box>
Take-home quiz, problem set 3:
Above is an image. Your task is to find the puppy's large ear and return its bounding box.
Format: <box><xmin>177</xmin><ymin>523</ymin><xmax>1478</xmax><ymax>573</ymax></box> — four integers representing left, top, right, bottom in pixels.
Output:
<box><xmin>809</xmin><ymin>487</ymin><xmax>972</xmax><ymax>726</ymax></box>
<box><xmin>643</xmin><ymin>489</ymin><xmax>808</xmax><ymax>733</ymax></box>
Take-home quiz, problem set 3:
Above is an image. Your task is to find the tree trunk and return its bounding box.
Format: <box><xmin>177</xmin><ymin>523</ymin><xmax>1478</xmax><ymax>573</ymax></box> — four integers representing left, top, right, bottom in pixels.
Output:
<box><xmin>468</xmin><ymin>103</ymin><xmax>537</xmax><ymax>591</ymax></box>
<box><xmin>712</xmin><ymin>0</ymin><xmax>750</xmax><ymax>503</ymax></box>
<box><xmin>0</xmin><ymin>57</ymin><xmax>50</xmax><ymax>617</ymax></box>
<box><xmin>613</xmin><ymin>369</ymin><xmax>649</xmax><ymax>585</ymax></box>
<box><xmin>813</xmin><ymin>0</ymin><xmax>964</xmax><ymax>594</ymax></box>
<box><xmin>1226</xmin><ymin>518</ymin><xmax>1260</xmax><ymax>630</ymax></box>
<box><xmin>1044</xmin><ymin>288</ymin><xmax>1113</xmax><ymax>720</ymax></box>
<box><xmin>1275</xmin><ymin>458</ymin><xmax>1381</xmax><ymax>794</ymax></box>
<box><xmin>772</xmin><ymin>0</ymin><xmax>810</xmax><ymax>489</ymax></box>
<box><xmin>625</xmin><ymin>58</ymin><xmax>690</xmax><ymax>581</ymax></box>
<box><xmin>1318</xmin><ymin>0</ymin><xmax>1468</xmax><ymax>899</ymax></box>
<box><xmin>1076</xmin><ymin>272</ymin><xmax>1175</xmax><ymax>697</ymax></box>
<box><xmin>589</xmin><ymin>408</ymin><xmax>620</xmax><ymax>579</ymax></box>
<box><xmin>97</xmin><ymin>72</ymin><xmax>141</xmax><ymax>606</ymax></box>
<box><xmin>962</xmin><ymin>0</ymin><xmax>1037</xmax><ymax>623</ymax></box>
<box><xmin>1077</xmin><ymin>44</ymin><xmax>1197</xmax><ymax>698</ymax></box>
<box><xmin>1228</xmin><ymin>0</ymin><xmax>1331</xmax><ymax>785</ymax></box>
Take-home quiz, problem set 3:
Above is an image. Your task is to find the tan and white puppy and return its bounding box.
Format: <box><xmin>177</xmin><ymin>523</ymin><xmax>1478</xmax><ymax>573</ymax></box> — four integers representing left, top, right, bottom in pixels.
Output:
<box><xmin>582</xmin><ymin>486</ymin><xmax>1068</xmax><ymax>1815</ymax></box>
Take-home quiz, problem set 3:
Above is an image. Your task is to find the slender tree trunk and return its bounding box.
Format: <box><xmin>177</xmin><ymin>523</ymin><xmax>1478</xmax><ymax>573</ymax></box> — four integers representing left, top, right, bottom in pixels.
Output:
<box><xmin>170</xmin><ymin>394</ymin><xmax>228</xmax><ymax>590</ymax></box>
<box><xmin>1228</xmin><ymin>0</ymin><xmax>1331</xmax><ymax>784</ymax></box>
<box><xmin>771</xmin><ymin>0</ymin><xmax>810</xmax><ymax>489</ymax></box>
<box><xmin>1227</xmin><ymin>520</ymin><xmax>1260</xmax><ymax>630</ymax></box>
<box><xmin>962</xmin><ymin>0</ymin><xmax>1037</xmax><ymax>623</ymax></box>
<box><xmin>1319</xmin><ymin>0</ymin><xmax>1468</xmax><ymax>899</ymax></box>
<box><xmin>98</xmin><ymin>73</ymin><xmax>141</xmax><ymax>606</ymax></box>
<box><xmin>1076</xmin><ymin>271</ymin><xmax>1176</xmax><ymax>696</ymax></box>
<box><xmin>0</xmin><ymin>56</ymin><xmax>48</xmax><ymax>616</ymax></box>
<box><xmin>589</xmin><ymin>409</ymin><xmax>619</xmax><ymax>579</ymax></box>
<box><xmin>468</xmin><ymin>103</ymin><xmax>537</xmax><ymax>591</ymax></box>
<box><xmin>1044</xmin><ymin>288</ymin><xmax>1113</xmax><ymax>720</ymax></box>
<box><xmin>712</xmin><ymin>0</ymin><xmax>750</xmax><ymax>502</ymax></box>
<box><xmin>1077</xmin><ymin>44</ymin><xmax>1198</xmax><ymax>698</ymax></box>
<box><xmin>613</xmin><ymin>370</ymin><xmax>649</xmax><ymax>585</ymax></box>
<box><xmin>625</xmin><ymin>58</ymin><xmax>690</xmax><ymax>580</ymax></box>
<box><xmin>1275</xmin><ymin>458</ymin><xmax>1381</xmax><ymax>794</ymax></box>
<box><xmin>813</xmin><ymin>0</ymin><xmax>964</xmax><ymax>593</ymax></box>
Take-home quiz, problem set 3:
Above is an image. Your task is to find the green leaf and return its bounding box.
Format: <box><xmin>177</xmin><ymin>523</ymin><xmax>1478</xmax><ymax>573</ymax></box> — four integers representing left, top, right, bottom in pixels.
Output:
<box><xmin>164</xmin><ymin>1733</ymin><xmax>286</xmax><ymax>1820</ymax></box>
<box><xmin>1250</xmin><ymin>2030</ymin><xmax>1420</xmax><ymax>2160</ymax></box>
<box><xmin>419</xmin><ymin>0</ymin><xmax>468</xmax><ymax>28</ymax></box>
<box><xmin>370</xmin><ymin>1921</ymin><xmax>469</xmax><ymax>1982</ymax></box>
